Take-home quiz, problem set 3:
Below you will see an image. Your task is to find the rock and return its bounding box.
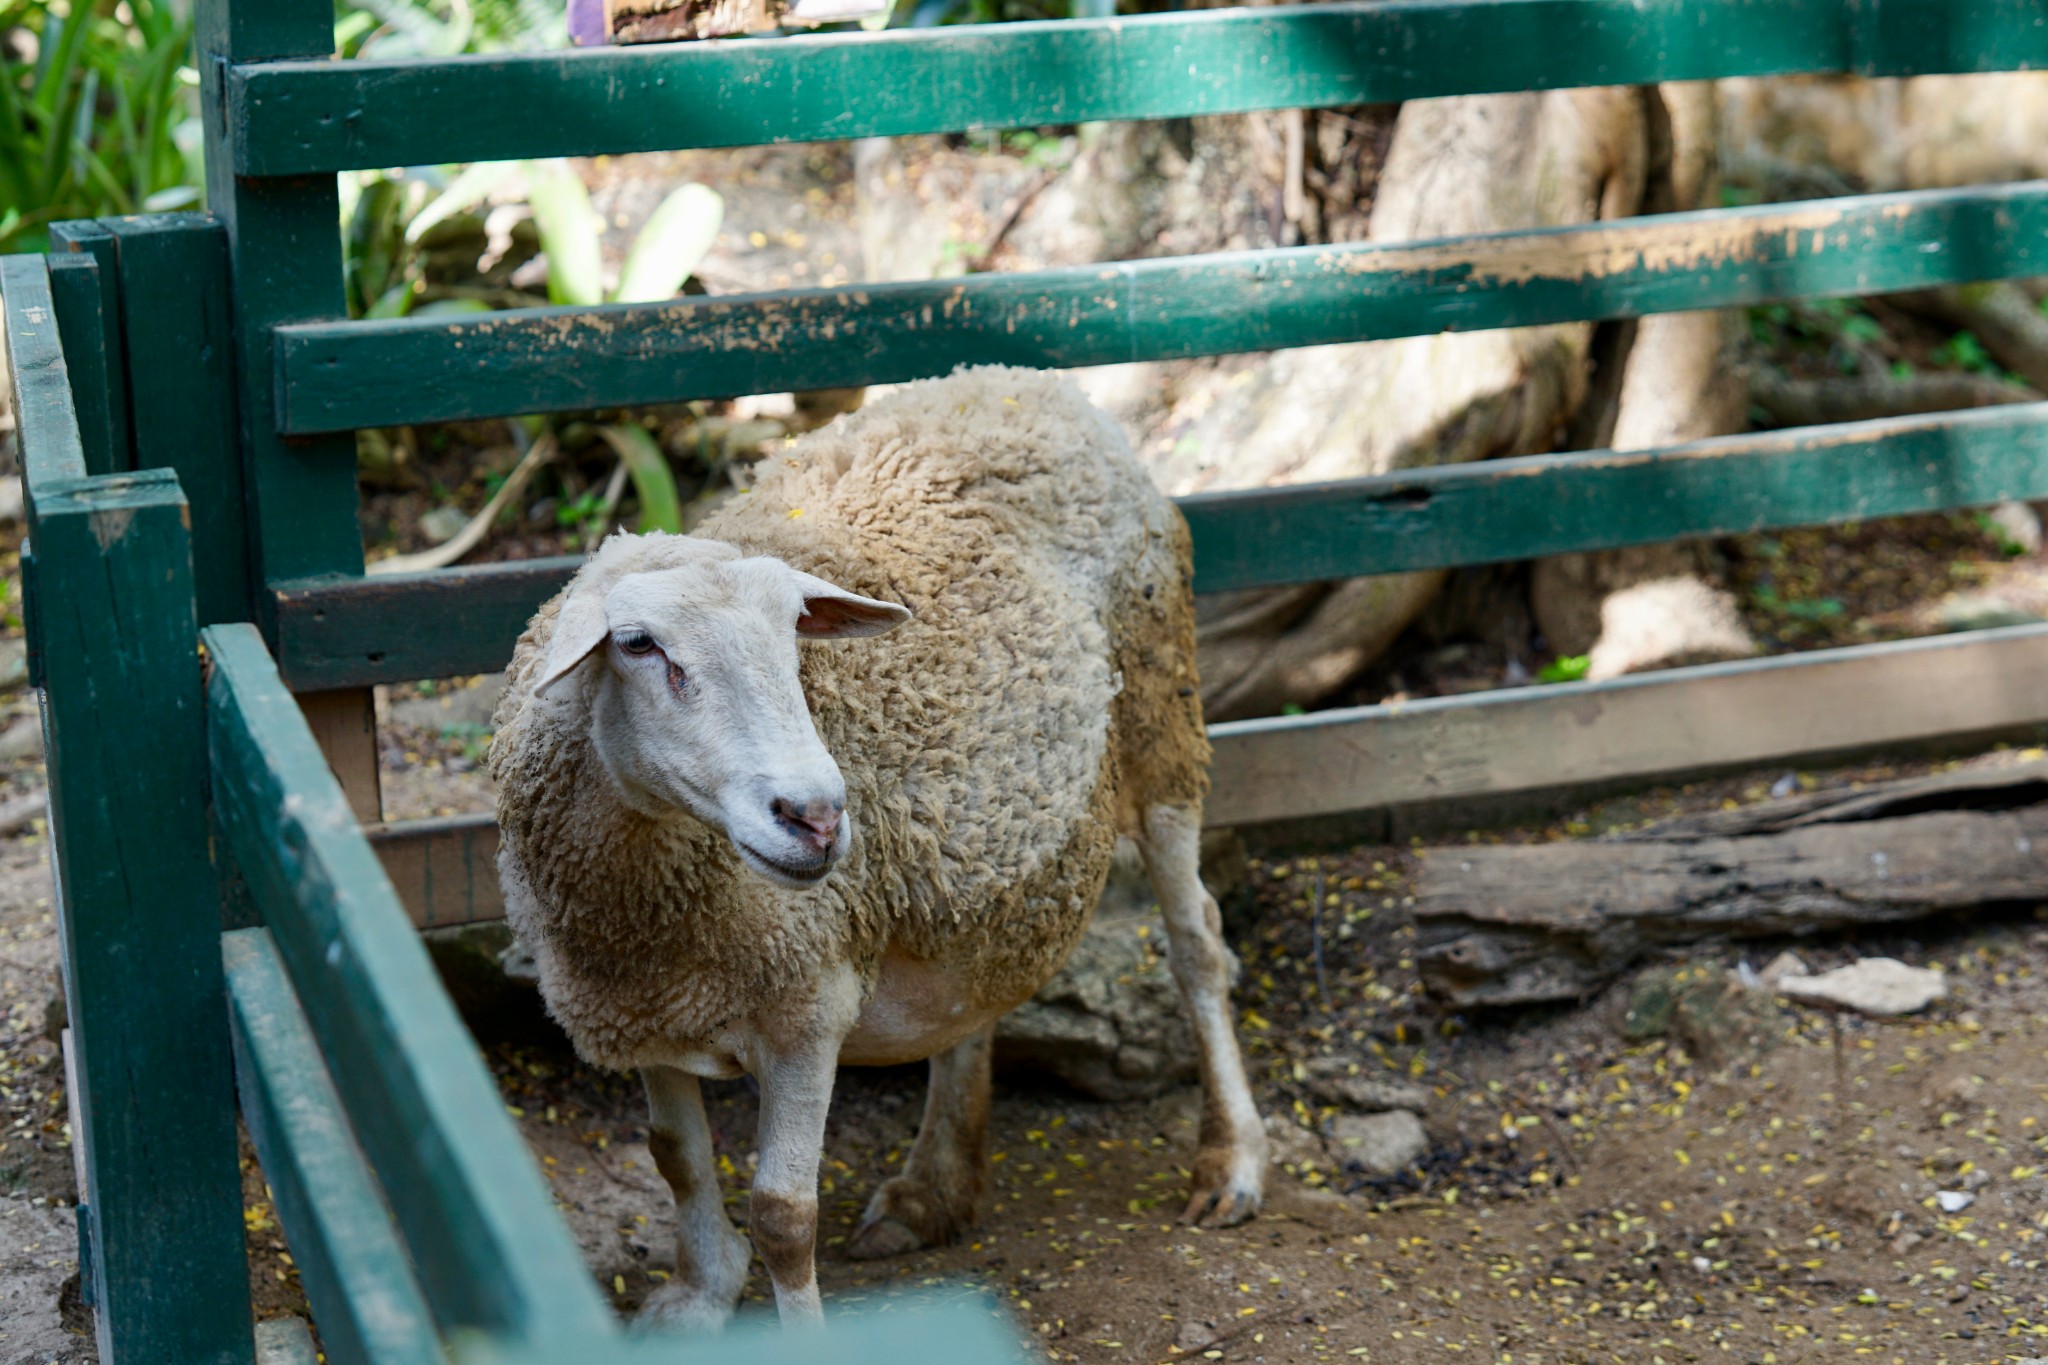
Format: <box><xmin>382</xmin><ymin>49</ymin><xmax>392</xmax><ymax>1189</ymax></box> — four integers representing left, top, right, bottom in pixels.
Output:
<box><xmin>1780</xmin><ymin>958</ymin><xmax>1947</xmax><ymax>1017</ymax></box>
<box><xmin>1328</xmin><ymin>1110</ymin><xmax>1429</xmax><ymax>1175</ymax></box>
<box><xmin>0</xmin><ymin>1197</ymin><xmax>85</xmax><ymax>1364</ymax></box>
<box><xmin>390</xmin><ymin>673</ymin><xmax>508</xmax><ymax>735</ymax></box>
<box><xmin>0</xmin><ymin>717</ymin><xmax>44</xmax><ymax>764</ymax></box>
<box><xmin>995</xmin><ymin>913</ymin><xmax>1198</xmax><ymax>1102</ymax></box>
<box><xmin>1303</xmin><ymin>1060</ymin><xmax>1430</xmax><ymax>1114</ymax></box>
<box><xmin>1936</xmin><ymin>1189</ymin><xmax>1975</xmax><ymax>1213</ymax></box>
<box><xmin>1582</xmin><ymin>575</ymin><xmax>1756</xmax><ymax>682</ymax></box>
<box><xmin>1985</xmin><ymin>500</ymin><xmax>2044</xmax><ymax>555</ymax></box>
<box><xmin>1263</xmin><ymin>1114</ymin><xmax>1326</xmax><ymax>1168</ymax></box>
<box><xmin>1759</xmin><ymin>951</ymin><xmax>1810</xmax><ymax>990</ymax></box>
<box><xmin>1932</xmin><ymin>591</ymin><xmax>2043</xmax><ymax>634</ymax></box>
<box><xmin>418</xmin><ymin>504</ymin><xmax>472</xmax><ymax>545</ymax></box>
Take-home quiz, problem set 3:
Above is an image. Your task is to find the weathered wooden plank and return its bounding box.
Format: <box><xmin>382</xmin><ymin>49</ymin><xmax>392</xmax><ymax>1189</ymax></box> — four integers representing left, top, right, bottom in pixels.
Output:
<box><xmin>48</xmin><ymin>221</ymin><xmax>133</xmax><ymax>475</ymax></box>
<box><xmin>363</xmin><ymin>626</ymin><xmax>2048</xmax><ymax>932</ymax></box>
<box><xmin>273</xmin><ymin>558</ymin><xmax>577</xmax><ymax>693</ymax></box>
<box><xmin>1204</xmin><ymin>623</ymin><xmax>2048</xmax><ymax>827</ymax></box>
<box><xmin>223</xmin><ymin>928</ymin><xmax>447</xmax><ymax>1365</ymax></box>
<box><xmin>1412</xmin><ymin>761</ymin><xmax>2048</xmax><ymax>1006</ymax></box>
<box><xmin>271</xmin><ymin>402</ymin><xmax>2048</xmax><ymax>689</ymax></box>
<box><xmin>35</xmin><ymin>470</ymin><xmax>253</xmax><ymax>1365</ymax></box>
<box><xmin>228</xmin><ymin>0</ymin><xmax>2048</xmax><ymax>177</ymax></box>
<box><xmin>274</xmin><ymin>182</ymin><xmax>2048</xmax><ymax>433</ymax></box>
<box><xmin>369</xmin><ymin>815</ymin><xmax>506</xmax><ymax>930</ymax></box>
<box><xmin>297</xmin><ymin>689</ymin><xmax>384</xmax><ymax>825</ymax></box>
<box><xmin>99</xmin><ymin>215</ymin><xmax>255</xmax><ymax>627</ymax></box>
<box><xmin>1</xmin><ymin>256</ymin><xmax>89</xmax><ymax>497</ymax></box>
<box><xmin>454</xmin><ymin>1299</ymin><xmax>1033</xmax><ymax>1365</ymax></box>
<box><xmin>44</xmin><ymin>255</ymin><xmax>125</xmax><ymax>478</ymax></box>
<box><xmin>204</xmin><ymin>622</ymin><xmax>616</xmax><ymax>1342</ymax></box>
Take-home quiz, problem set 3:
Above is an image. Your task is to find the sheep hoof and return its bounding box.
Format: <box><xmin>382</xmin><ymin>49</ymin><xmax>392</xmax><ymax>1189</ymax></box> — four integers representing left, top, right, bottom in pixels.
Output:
<box><xmin>847</xmin><ymin>1176</ymin><xmax>970</xmax><ymax>1259</ymax></box>
<box><xmin>1181</xmin><ymin>1146</ymin><xmax>1265</xmax><ymax>1228</ymax></box>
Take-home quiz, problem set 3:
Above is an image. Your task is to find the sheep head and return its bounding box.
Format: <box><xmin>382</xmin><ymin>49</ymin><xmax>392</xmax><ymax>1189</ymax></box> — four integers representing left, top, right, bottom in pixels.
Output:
<box><xmin>533</xmin><ymin>534</ymin><xmax>911</xmax><ymax>889</ymax></box>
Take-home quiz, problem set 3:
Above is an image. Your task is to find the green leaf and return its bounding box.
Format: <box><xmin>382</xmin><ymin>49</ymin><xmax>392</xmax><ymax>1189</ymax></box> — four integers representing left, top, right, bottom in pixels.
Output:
<box><xmin>406</xmin><ymin>159</ymin><xmax>521</xmax><ymax>244</ymax></box>
<box><xmin>615</xmin><ymin>182</ymin><xmax>725</xmax><ymax>304</ymax></box>
<box><xmin>366</xmin><ymin>282</ymin><xmax>417</xmax><ymax>320</ymax></box>
<box><xmin>596</xmin><ymin>424</ymin><xmax>684</xmax><ymax>534</ymax></box>
<box><xmin>1538</xmin><ymin>655</ymin><xmax>1591</xmax><ymax>684</ymax></box>
<box><xmin>412</xmin><ymin>296</ymin><xmax>495</xmax><ymax>319</ymax></box>
<box><xmin>525</xmin><ymin>158</ymin><xmax>605</xmax><ymax>308</ymax></box>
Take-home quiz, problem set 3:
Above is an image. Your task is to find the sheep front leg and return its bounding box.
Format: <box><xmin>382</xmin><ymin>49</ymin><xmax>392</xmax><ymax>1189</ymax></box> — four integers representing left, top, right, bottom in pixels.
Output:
<box><xmin>748</xmin><ymin>971</ymin><xmax>860</xmax><ymax>1325</ymax></box>
<box><xmin>1136</xmin><ymin>803</ymin><xmax>1267</xmax><ymax>1227</ymax></box>
<box><xmin>638</xmin><ymin>1065</ymin><xmax>751</xmax><ymax>1331</ymax></box>
<box><xmin>848</xmin><ymin>1024</ymin><xmax>993</xmax><ymax>1259</ymax></box>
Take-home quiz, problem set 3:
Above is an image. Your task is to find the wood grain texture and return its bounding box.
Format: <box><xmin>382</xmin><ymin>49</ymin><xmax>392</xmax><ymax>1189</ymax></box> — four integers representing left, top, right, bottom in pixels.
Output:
<box><xmin>1204</xmin><ymin>623</ymin><xmax>2048</xmax><ymax>827</ymax></box>
<box><xmin>223</xmin><ymin>928</ymin><xmax>446</xmax><ymax>1365</ymax></box>
<box><xmin>297</xmin><ymin>688</ymin><xmax>384</xmax><ymax>825</ymax></box>
<box><xmin>102</xmin><ymin>215</ymin><xmax>254</xmax><ymax>627</ymax></box>
<box><xmin>1412</xmin><ymin>762</ymin><xmax>2048</xmax><ymax>1006</ymax></box>
<box><xmin>369</xmin><ymin>814</ymin><xmax>506</xmax><ymax>929</ymax></box>
<box><xmin>35</xmin><ymin>471</ymin><xmax>253</xmax><ymax>1365</ymax></box>
<box><xmin>1</xmin><ymin>256</ymin><xmax>89</xmax><ymax>497</ymax></box>
<box><xmin>273</xmin><ymin>181</ymin><xmax>2048</xmax><ymax>432</ymax></box>
<box><xmin>273</xmin><ymin>557</ymin><xmax>577</xmax><ymax>692</ymax></box>
<box><xmin>223</xmin><ymin>0</ymin><xmax>2048</xmax><ymax>177</ymax></box>
<box><xmin>47</xmin><ymin>221</ymin><xmax>133</xmax><ymax>475</ymax></box>
<box><xmin>204</xmin><ymin>623</ymin><xmax>615</xmax><ymax>1341</ymax></box>
<box><xmin>272</xmin><ymin>403</ymin><xmax>2048</xmax><ymax>689</ymax></box>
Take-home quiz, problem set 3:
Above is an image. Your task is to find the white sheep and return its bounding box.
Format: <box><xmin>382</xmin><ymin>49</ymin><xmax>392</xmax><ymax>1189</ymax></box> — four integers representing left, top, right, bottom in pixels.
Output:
<box><xmin>490</xmin><ymin>366</ymin><xmax>1266</xmax><ymax>1328</ymax></box>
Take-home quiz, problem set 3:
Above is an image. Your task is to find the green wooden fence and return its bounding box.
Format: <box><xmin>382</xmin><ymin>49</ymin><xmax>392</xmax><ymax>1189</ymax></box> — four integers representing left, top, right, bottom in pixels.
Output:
<box><xmin>9</xmin><ymin>0</ymin><xmax>2048</xmax><ymax>1358</ymax></box>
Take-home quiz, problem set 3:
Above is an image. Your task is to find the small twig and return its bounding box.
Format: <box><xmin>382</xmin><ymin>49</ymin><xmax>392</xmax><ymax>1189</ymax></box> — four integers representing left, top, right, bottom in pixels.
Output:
<box><xmin>368</xmin><ymin>429</ymin><xmax>558</xmax><ymax>576</ymax></box>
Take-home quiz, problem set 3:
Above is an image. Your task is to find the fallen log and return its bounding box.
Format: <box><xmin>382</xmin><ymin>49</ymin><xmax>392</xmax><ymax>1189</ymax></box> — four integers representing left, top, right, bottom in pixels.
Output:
<box><xmin>1413</xmin><ymin>761</ymin><xmax>2048</xmax><ymax>1007</ymax></box>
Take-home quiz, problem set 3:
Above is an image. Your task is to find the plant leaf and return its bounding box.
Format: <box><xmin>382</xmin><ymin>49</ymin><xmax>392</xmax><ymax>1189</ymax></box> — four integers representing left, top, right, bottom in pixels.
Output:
<box><xmin>596</xmin><ymin>424</ymin><xmax>684</xmax><ymax>534</ymax></box>
<box><xmin>525</xmin><ymin>158</ymin><xmax>605</xmax><ymax>307</ymax></box>
<box><xmin>614</xmin><ymin>182</ymin><xmax>724</xmax><ymax>304</ymax></box>
<box><xmin>406</xmin><ymin>159</ymin><xmax>520</xmax><ymax>244</ymax></box>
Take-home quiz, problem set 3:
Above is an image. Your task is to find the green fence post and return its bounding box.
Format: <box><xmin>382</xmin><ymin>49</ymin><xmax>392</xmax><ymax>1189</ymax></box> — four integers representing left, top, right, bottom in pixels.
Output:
<box><xmin>46</xmin><ymin>220</ymin><xmax>132</xmax><ymax>475</ymax></box>
<box><xmin>98</xmin><ymin>214</ymin><xmax>254</xmax><ymax>627</ymax></box>
<box><xmin>35</xmin><ymin>469</ymin><xmax>254</xmax><ymax>1365</ymax></box>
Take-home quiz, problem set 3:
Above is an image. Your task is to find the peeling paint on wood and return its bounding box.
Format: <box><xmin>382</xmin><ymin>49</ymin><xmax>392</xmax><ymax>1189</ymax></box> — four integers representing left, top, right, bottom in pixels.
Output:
<box><xmin>1</xmin><ymin>256</ymin><xmax>90</xmax><ymax>496</ymax></box>
<box><xmin>224</xmin><ymin>0</ymin><xmax>2048</xmax><ymax>177</ymax></box>
<box><xmin>274</xmin><ymin>182</ymin><xmax>2048</xmax><ymax>433</ymax></box>
<box><xmin>270</xmin><ymin>402</ymin><xmax>2048</xmax><ymax>689</ymax></box>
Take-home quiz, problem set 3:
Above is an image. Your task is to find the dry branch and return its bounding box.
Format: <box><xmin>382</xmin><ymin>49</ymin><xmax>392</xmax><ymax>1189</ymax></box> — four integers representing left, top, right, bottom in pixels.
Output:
<box><xmin>1412</xmin><ymin>761</ymin><xmax>2048</xmax><ymax>1007</ymax></box>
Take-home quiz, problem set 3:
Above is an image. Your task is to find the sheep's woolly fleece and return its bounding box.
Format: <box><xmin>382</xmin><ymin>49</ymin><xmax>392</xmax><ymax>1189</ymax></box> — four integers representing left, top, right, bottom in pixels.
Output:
<box><xmin>490</xmin><ymin>366</ymin><xmax>1211</xmax><ymax>1072</ymax></box>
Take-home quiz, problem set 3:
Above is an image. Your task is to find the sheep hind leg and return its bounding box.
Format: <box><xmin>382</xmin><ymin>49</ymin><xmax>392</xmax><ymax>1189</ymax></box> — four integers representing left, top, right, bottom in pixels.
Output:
<box><xmin>848</xmin><ymin>1025</ymin><xmax>994</xmax><ymax>1260</ymax></box>
<box><xmin>637</xmin><ymin>1065</ymin><xmax>751</xmax><ymax>1331</ymax></box>
<box><xmin>1136</xmin><ymin>802</ymin><xmax>1267</xmax><ymax>1227</ymax></box>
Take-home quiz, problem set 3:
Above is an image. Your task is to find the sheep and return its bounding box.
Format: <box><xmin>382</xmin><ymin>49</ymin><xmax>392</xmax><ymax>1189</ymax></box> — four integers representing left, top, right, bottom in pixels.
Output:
<box><xmin>489</xmin><ymin>365</ymin><xmax>1267</xmax><ymax>1328</ymax></box>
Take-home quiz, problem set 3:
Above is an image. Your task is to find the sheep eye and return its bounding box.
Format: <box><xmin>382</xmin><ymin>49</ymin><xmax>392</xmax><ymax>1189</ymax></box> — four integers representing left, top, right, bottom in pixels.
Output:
<box><xmin>617</xmin><ymin>629</ymin><xmax>657</xmax><ymax>656</ymax></box>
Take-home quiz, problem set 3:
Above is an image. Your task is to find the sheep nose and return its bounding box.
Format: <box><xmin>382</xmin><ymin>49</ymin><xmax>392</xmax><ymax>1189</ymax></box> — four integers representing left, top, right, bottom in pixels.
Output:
<box><xmin>771</xmin><ymin>797</ymin><xmax>842</xmax><ymax>851</ymax></box>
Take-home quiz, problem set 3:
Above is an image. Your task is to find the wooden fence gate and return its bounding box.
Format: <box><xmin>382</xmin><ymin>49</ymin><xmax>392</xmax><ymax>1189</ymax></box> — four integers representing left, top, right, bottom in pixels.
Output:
<box><xmin>6</xmin><ymin>0</ymin><xmax>2048</xmax><ymax>1358</ymax></box>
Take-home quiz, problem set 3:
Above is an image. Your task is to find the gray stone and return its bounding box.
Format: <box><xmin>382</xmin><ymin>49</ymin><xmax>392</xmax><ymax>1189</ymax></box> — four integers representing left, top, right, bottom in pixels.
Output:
<box><xmin>1303</xmin><ymin>1058</ymin><xmax>1430</xmax><ymax>1114</ymax></box>
<box><xmin>994</xmin><ymin>912</ymin><xmax>1198</xmax><ymax>1102</ymax></box>
<box><xmin>419</xmin><ymin>504</ymin><xmax>473</xmax><ymax>545</ymax></box>
<box><xmin>1328</xmin><ymin>1110</ymin><xmax>1429</xmax><ymax>1175</ymax></box>
<box><xmin>0</xmin><ymin>1196</ymin><xmax>88</xmax><ymax>1363</ymax></box>
<box><xmin>1780</xmin><ymin>957</ymin><xmax>1947</xmax><ymax>1017</ymax></box>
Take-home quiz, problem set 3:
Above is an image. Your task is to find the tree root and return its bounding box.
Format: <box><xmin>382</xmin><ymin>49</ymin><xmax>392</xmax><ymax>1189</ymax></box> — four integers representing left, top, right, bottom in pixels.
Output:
<box><xmin>1749</xmin><ymin>369</ymin><xmax>2040</xmax><ymax>427</ymax></box>
<box><xmin>1889</xmin><ymin>282</ymin><xmax>2048</xmax><ymax>391</ymax></box>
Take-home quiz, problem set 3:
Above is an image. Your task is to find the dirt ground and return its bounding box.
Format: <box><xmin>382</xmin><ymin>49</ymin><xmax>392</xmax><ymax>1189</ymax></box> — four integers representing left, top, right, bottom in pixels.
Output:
<box><xmin>10</xmin><ymin>716</ymin><xmax>2048</xmax><ymax>1361</ymax></box>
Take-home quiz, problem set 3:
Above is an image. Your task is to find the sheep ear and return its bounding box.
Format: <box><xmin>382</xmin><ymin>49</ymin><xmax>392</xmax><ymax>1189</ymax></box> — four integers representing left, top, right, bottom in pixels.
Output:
<box><xmin>789</xmin><ymin>570</ymin><xmax>912</xmax><ymax>640</ymax></box>
<box><xmin>533</xmin><ymin>585</ymin><xmax>611</xmax><ymax>697</ymax></box>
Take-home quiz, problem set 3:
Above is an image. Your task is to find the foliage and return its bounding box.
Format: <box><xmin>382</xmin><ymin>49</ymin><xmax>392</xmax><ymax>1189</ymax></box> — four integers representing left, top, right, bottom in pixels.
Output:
<box><xmin>334</xmin><ymin>0</ymin><xmax>564</xmax><ymax>58</ymax></box>
<box><xmin>1536</xmin><ymin>654</ymin><xmax>1589</xmax><ymax>684</ymax></box>
<box><xmin>0</xmin><ymin>0</ymin><xmax>204</xmax><ymax>252</ymax></box>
